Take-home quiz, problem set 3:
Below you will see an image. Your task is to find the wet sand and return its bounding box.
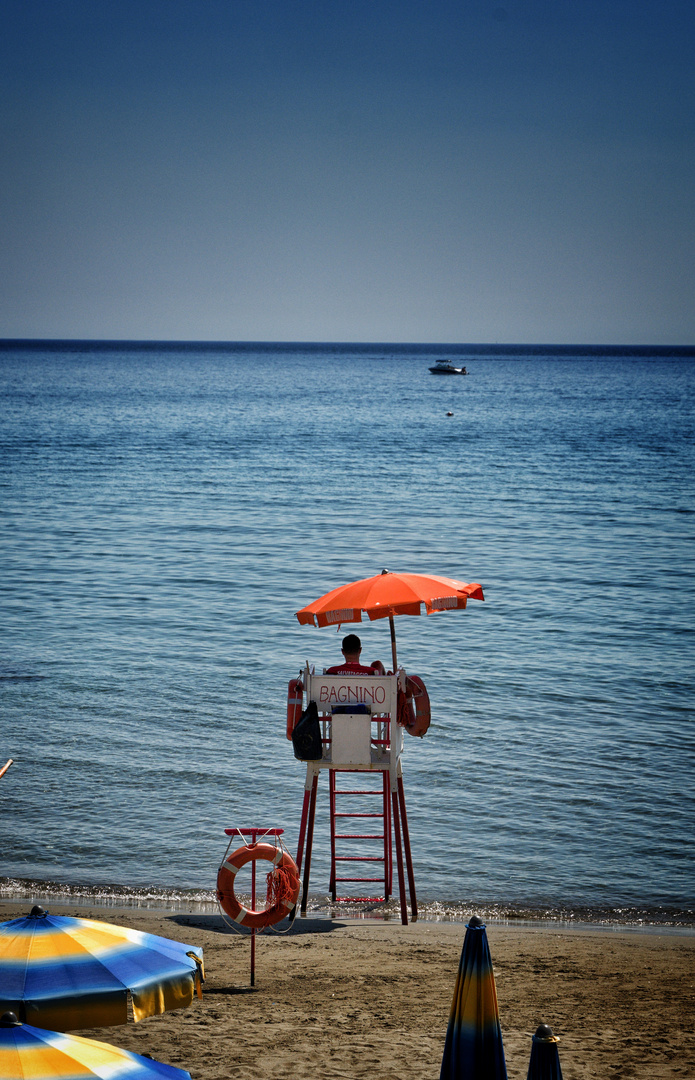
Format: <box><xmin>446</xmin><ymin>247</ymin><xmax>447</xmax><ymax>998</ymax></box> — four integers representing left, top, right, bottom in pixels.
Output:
<box><xmin>1</xmin><ymin>901</ymin><xmax>693</xmax><ymax>1079</ymax></box>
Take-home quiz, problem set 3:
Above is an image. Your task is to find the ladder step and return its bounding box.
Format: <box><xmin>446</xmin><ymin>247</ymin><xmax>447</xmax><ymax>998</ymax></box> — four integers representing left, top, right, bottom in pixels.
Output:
<box><xmin>336</xmin><ymin>855</ymin><xmax>384</xmax><ymax>862</ymax></box>
<box><xmin>334</xmin><ymin>812</ymin><xmax>383</xmax><ymax>818</ymax></box>
<box><xmin>335</xmin><ymin>896</ymin><xmax>385</xmax><ymax>902</ymax></box>
<box><xmin>335</xmin><ymin>833</ymin><xmax>384</xmax><ymax>840</ymax></box>
<box><xmin>335</xmin><ymin>876</ymin><xmax>384</xmax><ymax>883</ymax></box>
<box><xmin>335</xmin><ymin>789</ymin><xmax>384</xmax><ymax>795</ymax></box>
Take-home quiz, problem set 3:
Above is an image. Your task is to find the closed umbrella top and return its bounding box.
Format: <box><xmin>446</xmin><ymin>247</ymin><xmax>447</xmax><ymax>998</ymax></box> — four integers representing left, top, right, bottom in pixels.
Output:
<box><xmin>527</xmin><ymin>1023</ymin><xmax>563</xmax><ymax>1080</ymax></box>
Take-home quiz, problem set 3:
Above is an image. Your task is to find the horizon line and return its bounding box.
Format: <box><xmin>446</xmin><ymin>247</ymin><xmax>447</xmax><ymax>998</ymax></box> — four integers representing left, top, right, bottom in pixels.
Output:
<box><xmin>1</xmin><ymin>337</ymin><xmax>694</xmax><ymax>354</ymax></box>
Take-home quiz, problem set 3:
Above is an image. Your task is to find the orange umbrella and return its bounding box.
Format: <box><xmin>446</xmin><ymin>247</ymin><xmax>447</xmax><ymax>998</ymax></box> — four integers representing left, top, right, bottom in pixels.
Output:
<box><xmin>295</xmin><ymin>569</ymin><xmax>484</xmax><ymax>669</ymax></box>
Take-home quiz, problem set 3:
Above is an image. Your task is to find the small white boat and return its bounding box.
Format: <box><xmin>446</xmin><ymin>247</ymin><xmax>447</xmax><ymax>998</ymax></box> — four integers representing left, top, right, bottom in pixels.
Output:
<box><xmin>429</xmin><ymin>360</ymin><xmax>468</xmax><ymax>375</ymax></box>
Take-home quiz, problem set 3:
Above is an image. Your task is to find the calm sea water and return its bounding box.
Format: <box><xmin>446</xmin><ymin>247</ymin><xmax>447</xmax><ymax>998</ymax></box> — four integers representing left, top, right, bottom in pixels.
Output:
<box><xmin>1</xmin><ymin>341</ymin><xmax>693</xmax><ymax>925</ymax></box>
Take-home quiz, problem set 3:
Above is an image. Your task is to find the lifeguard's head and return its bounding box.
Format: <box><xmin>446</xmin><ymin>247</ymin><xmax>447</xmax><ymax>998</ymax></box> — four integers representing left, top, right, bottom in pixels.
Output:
<box><xmin>341</xmin><ymin>633</ymin><xmax>362</xmax><ymax>661</ymax></box>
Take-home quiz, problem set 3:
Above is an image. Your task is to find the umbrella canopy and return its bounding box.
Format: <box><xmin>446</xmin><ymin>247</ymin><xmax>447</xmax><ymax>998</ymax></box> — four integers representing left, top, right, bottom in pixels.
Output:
<box><xmin>295</xmin><ymin>569</ymin><xmax>484</xmax><ymax>669</ymax></box>
<box><xmin>0</xmin><ymin>1012</ymin><xmax>191</xmax><ymax>1080</ymax></box>
<box><xmin>440</xmin><ymin>916</ymin><xmax>508</xmax><ymax>1080</ymax></box>
<box><xmin>526</xmin><ymin>1024</ymin><xmax>564</xmax><ymax>1080</ymax></box>
<box><xmin>0</xmin><ymin>907</ymin><xmax>204</xmax><ymax>1031</ymax></box>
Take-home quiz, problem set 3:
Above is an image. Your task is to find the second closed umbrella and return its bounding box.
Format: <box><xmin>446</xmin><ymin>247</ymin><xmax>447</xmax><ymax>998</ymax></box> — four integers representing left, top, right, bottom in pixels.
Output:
<box><xmin>440</xmin><ymin>916</ymin><xmax>508</xmax><ymax>1080</ymax></box>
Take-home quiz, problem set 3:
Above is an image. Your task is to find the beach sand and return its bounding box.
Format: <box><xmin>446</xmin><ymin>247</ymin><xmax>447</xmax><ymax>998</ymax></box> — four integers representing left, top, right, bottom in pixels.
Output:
<box><xmin>1</xmin><ymin>901</ymin><xmax>693</xmax><ymax>1079</ymax></box>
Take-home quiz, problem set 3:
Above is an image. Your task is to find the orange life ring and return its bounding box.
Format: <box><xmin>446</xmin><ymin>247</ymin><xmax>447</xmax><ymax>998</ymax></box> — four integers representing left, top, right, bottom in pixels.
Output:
<box><xmin>217</xmin><ymin>843</ymin><xmax>301</xmax><ymax>929</ymax></box>
<box><xmin>407</xmin><ymin>675</ymin><xmax>431</xmax><ymax>736</ymax></box>
<box><xmin>397</xmin><ymin>684</ymin><xmax>415</xmax><ymax>729</ymax></box>
<box><xmin>397</xmin><ymin>675</ymin><xmax>431</xmax><ymax>737</ymax></box>
<box><xmin>286</xmin><ymin>678</ymin><xmax>304</xmax><ymax>740</ymax></box>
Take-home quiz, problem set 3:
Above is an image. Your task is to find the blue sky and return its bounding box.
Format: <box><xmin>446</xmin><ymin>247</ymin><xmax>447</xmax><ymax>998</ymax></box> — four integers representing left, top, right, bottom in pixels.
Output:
<box><xmin>1</xmin><ymin>0</ymin><xmax>693</xmax><ymax>343</ymax></box>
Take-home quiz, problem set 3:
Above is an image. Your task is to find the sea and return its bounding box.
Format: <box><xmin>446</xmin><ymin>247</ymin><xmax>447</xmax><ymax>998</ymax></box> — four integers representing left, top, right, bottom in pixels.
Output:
<box><xmin>1</xmin><ymin>340</ymin><xmax>693</xmax><ymax>928</ymax></box>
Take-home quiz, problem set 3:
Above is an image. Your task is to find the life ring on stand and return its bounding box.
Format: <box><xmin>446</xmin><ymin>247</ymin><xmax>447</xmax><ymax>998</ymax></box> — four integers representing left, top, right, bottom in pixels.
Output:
<box><xmin>286</xmin><ymin>678</ymin><xmax>304</xmax><ymax>740</ymax></box>
<box><xmin>217</xmin><ymin>843</ymin><xmax>301</xmax><ymax>929</ymax></box>
<box><xmin>397</xmin><ymin>675</ymin><xmax>431</xmax><ymax>737</ymax></box>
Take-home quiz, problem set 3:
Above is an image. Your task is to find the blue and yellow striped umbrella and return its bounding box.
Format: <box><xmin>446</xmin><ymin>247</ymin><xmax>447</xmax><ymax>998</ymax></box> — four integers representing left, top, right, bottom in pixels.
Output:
<box><xmin>526</xmin><ymin>1024</ymin><xmax>563</xmax><ymax>1080</ymax></box>
<box><xmin>440</xmin><ymin>916</ymin><xmax>508</xmax><ymax>1079</ymax></box>
<box><xmin>0</xmin><ymin>1012</ymin><xmax>191</xmax><ymax>1080</ymax></box>
<box><xmin>0</xmin><ymin>908</ymin><xmax>204</xmax><ymax>1031</ymax></box>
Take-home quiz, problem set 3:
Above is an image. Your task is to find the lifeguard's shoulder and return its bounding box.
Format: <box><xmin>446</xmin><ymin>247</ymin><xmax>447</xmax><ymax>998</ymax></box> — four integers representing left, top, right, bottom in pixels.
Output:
<box><xmin>325</xmin><ymin>663</ymin><xmax>379</xmax><ymax>675</ymax></box>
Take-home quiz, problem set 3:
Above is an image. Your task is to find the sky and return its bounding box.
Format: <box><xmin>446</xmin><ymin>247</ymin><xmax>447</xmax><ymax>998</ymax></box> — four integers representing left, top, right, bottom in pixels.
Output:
<box><xmin>1</xmin><ymin>0</ymin><xmax>693</xmax><ymax>344</ymax></box>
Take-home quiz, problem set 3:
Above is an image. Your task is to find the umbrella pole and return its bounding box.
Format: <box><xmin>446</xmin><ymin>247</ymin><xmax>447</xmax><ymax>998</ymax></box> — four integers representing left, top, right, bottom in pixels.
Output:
<box><xmin>389</xmin><ymin>616</ymin><xmax>398</xmax><ymax>671</ymax></box>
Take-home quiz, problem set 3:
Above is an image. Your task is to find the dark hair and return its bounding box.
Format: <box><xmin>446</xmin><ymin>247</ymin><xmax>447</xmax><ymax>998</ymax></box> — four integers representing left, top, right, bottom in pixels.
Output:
<box><xmin>342</xmin><ymin>633</ymin><xmax>361</xmax><ymax>652</ymax></box>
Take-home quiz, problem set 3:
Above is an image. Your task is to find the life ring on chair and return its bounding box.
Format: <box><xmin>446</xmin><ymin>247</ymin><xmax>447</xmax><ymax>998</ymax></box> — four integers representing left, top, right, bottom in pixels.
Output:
<box><xmin>286</xmin><ymin>678</ymin><xmax>304</xmax><ymax>740</ymax></box>
<box><xmin>217</xmin><ymin>843</ymin><xmax>301</xmax><ymax>929</ymax></box>
<box><xmin>397</xmin><ymin>675</ymin><xmax>431</xmax><ymax>737</ymax></box>
<box><xmin>407</xmin><ymin>675</ymin><xmax>431</xmax><ymax>736</ymax></box>
<box><xmin>397</xmin><ymin>684</ymin><xmax>415</xmax><ymax>730</ymax></box>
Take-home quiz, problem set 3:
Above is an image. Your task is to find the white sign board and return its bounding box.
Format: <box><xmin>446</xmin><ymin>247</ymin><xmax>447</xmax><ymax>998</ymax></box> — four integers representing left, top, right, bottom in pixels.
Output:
<box><xmin>308</xmin><ymin>675</ymin><xmax>396</xmax><ymax>715</ymax></box>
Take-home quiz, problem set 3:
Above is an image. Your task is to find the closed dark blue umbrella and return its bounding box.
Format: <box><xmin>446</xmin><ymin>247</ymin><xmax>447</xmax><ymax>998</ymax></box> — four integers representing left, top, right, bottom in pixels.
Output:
<box><xmin>526</xmin><ymin>1024</ymin><xmax>563</xmax><ymax>1080</ymax></box>
<box><xmin>440</xmin><ymin>916</ymin><xmax>508</xmax><ymax>1079</ymax></box>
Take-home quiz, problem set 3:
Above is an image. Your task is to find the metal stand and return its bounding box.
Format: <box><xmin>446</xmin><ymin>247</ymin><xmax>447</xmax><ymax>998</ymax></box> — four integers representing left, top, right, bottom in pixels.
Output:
<box><xmin>222</xmin><ymin>827</ymin><xmax>285</xmax><ymax>986</ymax></box>
<box><xmin>296</xmin><ymin>764</ymin><xmax>417</xmax><ymax>924</ymax></box>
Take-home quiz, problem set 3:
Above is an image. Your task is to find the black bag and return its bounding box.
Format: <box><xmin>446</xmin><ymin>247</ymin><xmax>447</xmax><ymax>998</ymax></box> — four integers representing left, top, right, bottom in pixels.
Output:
<box><xmin>291</xmin><ymin>700</ymin><xmax>323</xmax><ymax>761</ymax></box>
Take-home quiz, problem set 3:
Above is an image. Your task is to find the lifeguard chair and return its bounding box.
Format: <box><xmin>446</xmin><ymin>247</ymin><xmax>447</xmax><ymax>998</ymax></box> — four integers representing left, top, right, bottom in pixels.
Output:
<box><xmin>290</xmin><ymin>665</ymin><xmax>418</xmax><ymax>925</ymax></box>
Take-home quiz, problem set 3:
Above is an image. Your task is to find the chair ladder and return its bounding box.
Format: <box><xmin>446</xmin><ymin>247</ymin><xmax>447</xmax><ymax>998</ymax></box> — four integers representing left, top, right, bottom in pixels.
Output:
<box><xmin>328</xmin><ymin>770</ymin><xmax>393</xmax><ymax>902</ymax></box>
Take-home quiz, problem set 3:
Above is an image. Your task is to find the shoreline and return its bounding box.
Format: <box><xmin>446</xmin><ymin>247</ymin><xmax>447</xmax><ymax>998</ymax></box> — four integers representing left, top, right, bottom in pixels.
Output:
<box><xmin>2</xmin><ymin>899</ymin><xmax>694</xmax><ymax>1079</ymax></box>
<box><xmin>3</xmin><ymin>895</ymin><xmax>694</xmax><ymax>939</ymax></box>
<box><xmin>2</xmin><ymin>878</ymin><xmax>692</xmax><ymax>932</ymax></box>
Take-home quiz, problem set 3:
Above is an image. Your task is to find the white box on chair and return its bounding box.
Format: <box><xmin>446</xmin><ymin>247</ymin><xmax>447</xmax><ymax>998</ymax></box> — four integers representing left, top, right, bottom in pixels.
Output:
<box><xmin>330</xmin><ymin>713</ymin><xmax>372</xmax><ymax>765</ymax></box>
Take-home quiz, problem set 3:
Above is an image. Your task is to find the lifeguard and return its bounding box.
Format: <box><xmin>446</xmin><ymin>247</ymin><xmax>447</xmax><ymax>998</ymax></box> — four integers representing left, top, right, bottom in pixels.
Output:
<box><xmin>325</xmin><ymin>633</ymin><xmax>386</xmax><ymax>676</ymax></box>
